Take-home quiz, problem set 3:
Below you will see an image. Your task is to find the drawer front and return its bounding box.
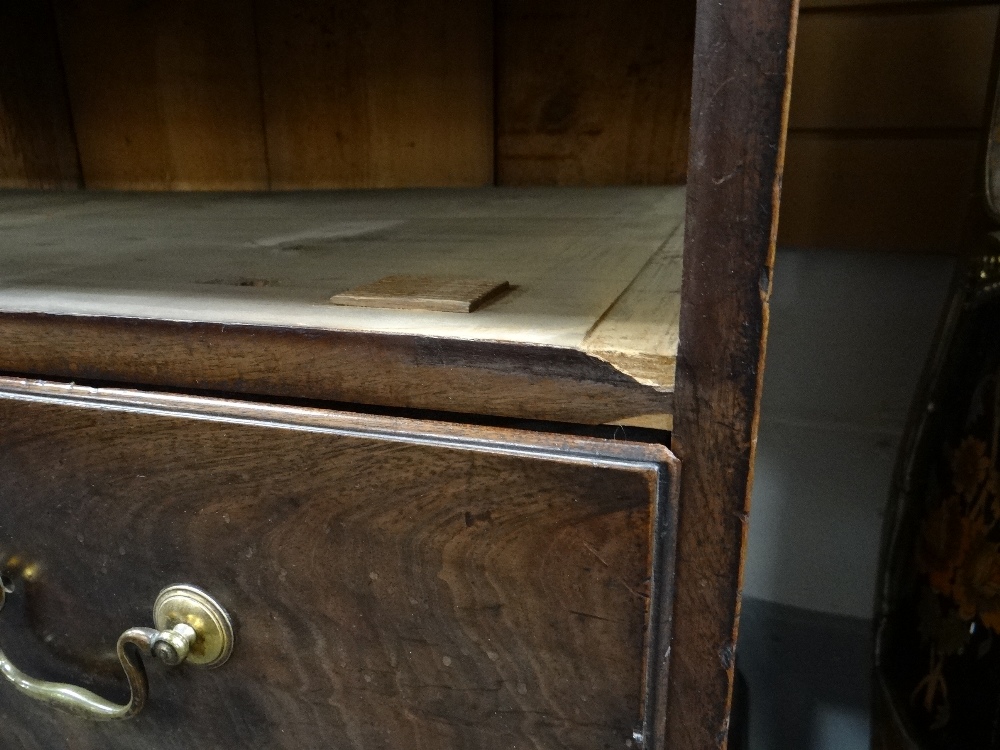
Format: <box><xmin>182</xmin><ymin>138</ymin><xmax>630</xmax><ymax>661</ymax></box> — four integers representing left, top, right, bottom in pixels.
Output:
<box><xmin>0</xmin><ymin>379</ymin><xmax>676</xmax><ymax>750</ymax></box>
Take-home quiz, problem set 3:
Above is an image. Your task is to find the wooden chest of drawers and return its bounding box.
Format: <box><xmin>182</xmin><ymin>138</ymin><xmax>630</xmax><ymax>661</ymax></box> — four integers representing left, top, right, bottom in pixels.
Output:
<box><xmin>0</xmin><ymin>0</ymin><xmax>796</xmax><ymax>746</ymax></box>
<box><xmin>0</xmin><ymin>189</ymin><xmax>682</xmax><ymax>747</ymax></box>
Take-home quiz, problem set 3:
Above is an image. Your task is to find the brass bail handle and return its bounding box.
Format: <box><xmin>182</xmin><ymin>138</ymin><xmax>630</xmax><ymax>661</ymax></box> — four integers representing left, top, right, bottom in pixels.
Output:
<box><xmin>0</xmin><ymin>582</ymin><xmax>234</xmax><ymax>721</ymax></box>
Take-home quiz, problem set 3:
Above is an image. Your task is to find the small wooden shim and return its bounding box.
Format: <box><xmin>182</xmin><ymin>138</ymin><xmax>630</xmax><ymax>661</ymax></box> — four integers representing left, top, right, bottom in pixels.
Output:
<box><xmin>330</xmin><ymin>275</ymin><xmax>511</xmax><ymax>313</ymax></box>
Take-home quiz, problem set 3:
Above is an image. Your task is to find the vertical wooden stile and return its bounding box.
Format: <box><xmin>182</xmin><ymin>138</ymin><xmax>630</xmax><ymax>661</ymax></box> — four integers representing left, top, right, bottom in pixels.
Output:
<box><xmin>664</xmin><ymin>0</ymin><xmax>799</xmax><ymax>745</ymax></box>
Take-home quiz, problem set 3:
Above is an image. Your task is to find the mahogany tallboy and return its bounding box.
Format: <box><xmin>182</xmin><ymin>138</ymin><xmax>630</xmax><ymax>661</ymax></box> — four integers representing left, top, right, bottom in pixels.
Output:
<box><xmin>0</xmin><ymin>0</ymin><xmax>799</xmax><ymax>748</ymax></box>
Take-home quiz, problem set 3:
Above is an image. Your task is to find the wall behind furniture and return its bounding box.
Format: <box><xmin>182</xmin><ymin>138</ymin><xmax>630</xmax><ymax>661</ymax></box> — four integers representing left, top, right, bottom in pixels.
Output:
<box><xmin>741</xmin><ymin>5</ymin><xmax>997</xmax><ymax>746</ymax></box>
<box><xmin>744</xmin><ymin>249</ymin><xmax>955</xmax><ymax>617</ymax></box>
<box><xmin>739</xmin><ymin>249</ymin><xmax>956</xmax><ymax>750</ymax></box>
<box><xmin>747</xmin><ymin>0</ymin><xmax>999</xmax><ymax>622</ymax></box>
<box><xmin>779</xmin><ymin>0</ymin><xmax>999</xmax><ymax>252</ymax></box>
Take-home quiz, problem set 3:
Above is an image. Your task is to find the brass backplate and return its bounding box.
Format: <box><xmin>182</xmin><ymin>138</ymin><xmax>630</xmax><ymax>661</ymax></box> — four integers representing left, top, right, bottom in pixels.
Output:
<box><xmin>152</xmin><ymin>585</ymin><xmax>234</xmax><ymax>668</ymax></box>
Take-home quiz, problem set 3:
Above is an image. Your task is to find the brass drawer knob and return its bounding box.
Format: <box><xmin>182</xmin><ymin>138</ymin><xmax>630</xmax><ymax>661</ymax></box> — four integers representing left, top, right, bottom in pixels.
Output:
<box><xmin>0</xmin><ymin>582</ymin><xmax>234</xmax><ymax>721</ymax></box>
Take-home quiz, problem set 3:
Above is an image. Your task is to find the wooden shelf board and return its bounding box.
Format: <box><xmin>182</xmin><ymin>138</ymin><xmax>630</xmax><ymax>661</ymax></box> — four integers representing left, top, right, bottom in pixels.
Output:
<box><xmin>0</xmin><ymin>187</ymin><xmax>684</xmax><ymax>424</ymax></box>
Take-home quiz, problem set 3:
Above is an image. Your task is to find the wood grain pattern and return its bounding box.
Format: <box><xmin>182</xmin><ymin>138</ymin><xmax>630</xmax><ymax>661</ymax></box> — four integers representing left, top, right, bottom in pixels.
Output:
<box><xmin>0</xmin><ymin>188</ymin><xmax>683</xmax><ymax>362</ymax></box>
<box><xmin>0</xmin><ymin>378</ymin><xmax>677</xmax><ymax>749</ymax></box>
<box><xmin>255</xmin><ymin>0</ymin><xmax>493</xmax><ymax>189</ymax></box>
<box><xmin>583</xmin><ymin>222</ymin><xmax>683</xmax><ymax>392</ymax></box>
<box><xmin>0</xmin><ymin>0</ymin><xmax>80</xmax><ymax>189</ymax></box>
<box><xmin>52</xmin><ymin>0</ymin><xmax>268</xmax><ymax>190</ymax></box>
<box><xmin>791</xmin><ymin>6</ymin><xmax>998</xmax><ymax>130</ymax></box>
<box><xmin>0</xmin><ymin>314</ymin><xmax>673</xmax><ymax>428</ymax></box>
<box><xmin>331</xmin><ymin>276</ymin><xmax>511</xmax><ymax>313</ymax></box>
<box><xmin>780</xmin><ymin>132</ymin><xmax>981</xmax><ymax>251</ymax></box>
<box><xmin>0</xmin><ymin>188</ymin><xmax>682</xmax><ymax>420</ymax></box>
<box><xmin>665</xmin><ymin>0</ymin><xmax>798</xmax><ymax>745</ymax></box>
<box><xmin>496</xmin><ymin>0</ymin><xmax>695</xmax><ymax>185</ymax></box>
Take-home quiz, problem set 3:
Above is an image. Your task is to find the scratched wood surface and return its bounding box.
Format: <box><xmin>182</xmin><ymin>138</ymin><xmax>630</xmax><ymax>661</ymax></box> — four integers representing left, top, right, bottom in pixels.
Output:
<box><xmin>664</xmin><ymin>0</ymin><xmax>799</xmax><ymax>744</ymax></box>
<box><xmin>0</xmin><ymin>378</ymin><xmax>677</xmax><ymax>750</ymax></box>
<box><xmin>0</xmin><ymin>315</ymin><xmax>673</xmax><ymax>429</ymax></box>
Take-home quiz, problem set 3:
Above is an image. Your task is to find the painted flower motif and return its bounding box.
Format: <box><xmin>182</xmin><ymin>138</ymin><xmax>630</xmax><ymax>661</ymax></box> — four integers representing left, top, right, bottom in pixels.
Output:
<box><xmin>918</xmin><ymin>495</ymin><xmax>966</xmax><ymax>598</ymax></box>
<box><xmin>951</xmin><ymin>437</ymin><xmax>991</xmax><ymax>500</ymax></box>
<box><xmin>953</xmin><ymin>520</ymin><xmax>1000</xmax><ymax>633</ymax></box>
<box><xmin>909</xmin><ymin>365</ymin><xmax>1000</xmax><ymax>732</ymax></box>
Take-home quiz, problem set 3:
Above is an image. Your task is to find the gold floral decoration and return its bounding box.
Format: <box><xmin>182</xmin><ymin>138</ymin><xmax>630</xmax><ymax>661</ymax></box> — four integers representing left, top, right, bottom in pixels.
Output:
<box><xmin>952</xmin><ymin>517</ymin><xmax>1000</xmax><ymax>627</ymax></box>
<box><xmin>913</xmin><ymin>388</ymin><xmax>1000</xmax><ymax>730</ymax></box>
<box><xmin>917</xmin><ymin>494</ymin><xmax>965</xmax><ymax>598</ymax></box>
<box><xmin>950</xmin><ymin>436</ymin><xmax>991</xmax><ymax>501</ymax></box>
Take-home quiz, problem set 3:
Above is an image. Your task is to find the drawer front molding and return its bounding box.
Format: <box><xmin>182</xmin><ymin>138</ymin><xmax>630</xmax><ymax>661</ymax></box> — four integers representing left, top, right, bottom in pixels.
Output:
<box><xmin>0</xmin><ymin>378</ymin><xmax>678</xmax><ymax>749</ymax></box>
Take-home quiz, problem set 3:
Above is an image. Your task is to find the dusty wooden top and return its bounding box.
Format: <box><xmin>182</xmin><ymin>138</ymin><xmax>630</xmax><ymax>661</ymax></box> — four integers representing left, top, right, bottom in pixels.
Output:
<box><xmin>0</xmin><ymin>187</ymin><xmax>683</xmax><ymax>415</ymax></box>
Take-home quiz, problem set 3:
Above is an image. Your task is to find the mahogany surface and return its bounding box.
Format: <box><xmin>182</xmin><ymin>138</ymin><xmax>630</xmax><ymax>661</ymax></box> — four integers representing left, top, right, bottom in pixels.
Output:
<box><xmin>665</xmin><ymin>0</ymin><xmax>800</xmax><ymax>745</ymax></box>
<box><xmin>0</xmin><ymin>378</ymin><xmax>677</xmax><ymax>749</ymax></box>
<box><xmin>0</xmin><ymin>313</ymin><xmax>671</xmax><ymax>427</ymax></box>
